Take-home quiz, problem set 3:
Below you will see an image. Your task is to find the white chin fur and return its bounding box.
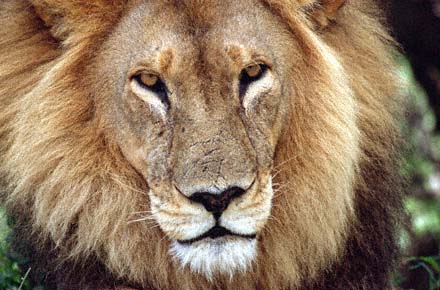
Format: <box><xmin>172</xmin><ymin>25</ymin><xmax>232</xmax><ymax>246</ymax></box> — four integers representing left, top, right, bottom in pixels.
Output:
<box><xmin>170</xmin><ymin>237</ymin><xmax>257</xmax><ymax>280</ymax></box>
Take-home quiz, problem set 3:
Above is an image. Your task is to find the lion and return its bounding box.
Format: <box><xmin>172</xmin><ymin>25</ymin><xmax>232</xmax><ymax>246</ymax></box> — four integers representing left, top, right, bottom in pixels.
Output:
<box><xmin>0</xmin><ymin>0</ymin><xmax>403</xmax><ymax>289</ymax></box>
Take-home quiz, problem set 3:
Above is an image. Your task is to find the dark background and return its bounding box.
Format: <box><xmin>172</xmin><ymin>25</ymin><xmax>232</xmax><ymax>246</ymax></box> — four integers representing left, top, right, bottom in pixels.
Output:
<box><xmin>385</xmin><ymin>1</ymin><xmax>440</xmax><ymax>289</ymax></box>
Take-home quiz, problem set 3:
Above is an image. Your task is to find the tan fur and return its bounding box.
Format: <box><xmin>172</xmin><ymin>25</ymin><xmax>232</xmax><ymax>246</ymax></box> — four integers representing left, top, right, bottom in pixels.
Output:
<box><xmin>0</xmin><ymin>1</ymin><xmax>402</xmax><ymax>289</ymax></box>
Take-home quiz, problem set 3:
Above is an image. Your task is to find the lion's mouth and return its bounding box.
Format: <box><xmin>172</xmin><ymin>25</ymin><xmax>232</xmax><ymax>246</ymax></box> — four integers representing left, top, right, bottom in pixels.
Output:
<box><xmin>177</xmin><ymin>225</ymin><xmax>256</xmax><ymax>244</ymax></box>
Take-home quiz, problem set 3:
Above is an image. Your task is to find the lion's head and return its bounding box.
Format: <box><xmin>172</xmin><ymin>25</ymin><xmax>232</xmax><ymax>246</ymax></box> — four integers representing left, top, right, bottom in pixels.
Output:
<box><xmin>0</xmin><ymin>0</ymin><xmax>402</xmax><ymax>289</ymax></box>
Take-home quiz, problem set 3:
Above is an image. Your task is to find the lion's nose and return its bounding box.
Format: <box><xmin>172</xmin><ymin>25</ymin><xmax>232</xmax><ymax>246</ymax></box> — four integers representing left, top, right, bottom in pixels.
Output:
<box><xmin>189</xmin><ymin>187</ymin><xmax>246</xmax><ymax>218</ymax></box>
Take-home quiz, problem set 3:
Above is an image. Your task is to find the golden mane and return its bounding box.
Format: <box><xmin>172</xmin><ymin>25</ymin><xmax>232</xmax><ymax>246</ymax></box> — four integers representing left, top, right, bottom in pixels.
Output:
<box><xmin>0</xmin><ymin>1</ymin><xmax>402</xmax><ymax>289</ymax></box>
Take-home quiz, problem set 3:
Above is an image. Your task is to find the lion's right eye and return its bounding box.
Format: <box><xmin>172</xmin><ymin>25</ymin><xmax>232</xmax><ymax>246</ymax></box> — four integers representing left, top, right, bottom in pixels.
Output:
<box><xmin>138</xmin><ymin>73</ymin><xmax>159</xmax><ymax>88</ymax></box>
<box><xmin>239</xmin><ymin>63</ymin><xmax>268</xmax><ymax>98</ymax></box>
<box><xmin>133</xmin><ymin>72</ymin><xmax>170</xmax><ymax>108</ymax></box>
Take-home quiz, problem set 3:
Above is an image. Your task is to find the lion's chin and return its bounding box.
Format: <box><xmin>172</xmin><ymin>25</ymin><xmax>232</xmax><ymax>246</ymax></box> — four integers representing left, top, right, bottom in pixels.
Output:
<box><xmin>169</xmin><ymin>237</ymin><xmax>257</xmax><ymax>280</ymax></box>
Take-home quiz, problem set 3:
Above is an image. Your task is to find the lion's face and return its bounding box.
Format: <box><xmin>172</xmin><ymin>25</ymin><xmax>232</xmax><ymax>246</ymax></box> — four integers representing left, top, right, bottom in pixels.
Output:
<box><xmin>93</xmin><ymin>0</ymin><xmax>295</xmax><ymax>277</ymax></box>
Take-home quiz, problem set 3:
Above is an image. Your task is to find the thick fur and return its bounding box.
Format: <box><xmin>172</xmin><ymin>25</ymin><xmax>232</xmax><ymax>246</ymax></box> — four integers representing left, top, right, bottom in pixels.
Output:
<box><xmin>0</xmin><ymin>1</ymin><xmax>403</xmax><ymax>289</ymax></box>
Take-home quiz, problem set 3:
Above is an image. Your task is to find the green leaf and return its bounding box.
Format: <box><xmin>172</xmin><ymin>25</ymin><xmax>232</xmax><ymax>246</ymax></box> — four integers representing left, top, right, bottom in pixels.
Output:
<box><xmin>419</xmin><ymin>256</ymin><xmax>440</xmax><ymax>273</ymax></box>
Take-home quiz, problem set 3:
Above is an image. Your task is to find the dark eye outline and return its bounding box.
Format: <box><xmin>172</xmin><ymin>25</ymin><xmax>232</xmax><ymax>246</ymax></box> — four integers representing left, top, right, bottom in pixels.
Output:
<box><xmin>239</xmin><ymin>63</ymin><xmax>269</xmax><ymax>98</ymax></box>
<box><xmin>133</xmin><ymin>73</ymin><xmax>171</xmax><ymax>109</ymax></box>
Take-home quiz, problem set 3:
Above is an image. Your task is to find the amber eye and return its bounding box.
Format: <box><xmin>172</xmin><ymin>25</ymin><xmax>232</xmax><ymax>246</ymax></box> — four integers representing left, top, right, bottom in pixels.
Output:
<box><xmin>239</xmin><ymin>63</ymin><xmax>268</xmax><ymax>97</ymax></box>
<box><xmin>133</xmin><ymin>72</ymin><xmax>170</xmax><ymax>108</ymax></box>
<box><xmin>244</xmin><ymin>64</ymin><xmax>263</xmax><ymax>78</ymax></box>
<box><xmin>139</xmin><ymin>73</ymin><xmax>159</xmax><ymax>87</ymax></box>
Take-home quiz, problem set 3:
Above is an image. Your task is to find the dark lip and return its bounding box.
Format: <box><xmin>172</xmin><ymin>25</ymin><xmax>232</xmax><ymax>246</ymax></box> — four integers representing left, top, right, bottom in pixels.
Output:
<box><xmin>177</xmin><ymin>226</ymin><xmax>257</xmax><ymax>245</ymax></box>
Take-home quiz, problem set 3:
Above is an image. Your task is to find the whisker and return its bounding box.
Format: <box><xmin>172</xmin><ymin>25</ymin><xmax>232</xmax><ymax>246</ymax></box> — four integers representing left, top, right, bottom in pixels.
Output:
<box><xmin>273</xmin><ymin>184</ymin><xmax>290</xmax><ymax>192</ymax></box>
<box><xmin>272</xmin><ymin>184</ymin><xmax>289</xmax><ymax>190</ymax></box>
<box><xmin>159</xmin><ymin>234</ymin><xmax>169</xmax><ymax>243</ymax></box>
<box><xmin>130</xmin><ymin>210</ymin><xmax>153</xmax><ymax>215</ymax></box>
<box><xmin>274</xmin><ymin>191</ymin><xmax>285</xmax><ymax>198</ymax></box>
<box><xmin>109</xmin><ymin>174</ymin><xmax>149</xmax><ymax>196</ymax></box>
<box><xmin>267</xmin><ymin>214</ymin><xmax>283</xmax><ymax>225</ymax></box>
<box><xmin>127</xmin><ymin>215</ymin><xmax>156</xmax><ymax>224</ymax></box>
<box><xmin>272</xmin><ymin>156</ymin><xmax>298</xmax><ymax>170</ymax></box>
<box><xmin>271</xmin><ymin>155</ymin><xmax>302</xmax><ymax>179</ymax></box>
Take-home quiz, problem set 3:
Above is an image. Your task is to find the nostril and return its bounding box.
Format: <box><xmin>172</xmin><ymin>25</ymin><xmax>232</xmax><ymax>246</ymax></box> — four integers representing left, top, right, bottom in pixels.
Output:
<box><xmin>189</xmin><ymin>186</ymin><xmax>247</xmax><ymax>214</ymax></box>
<box><xmin>224</xmin><ymin>186</ymin><xmax>246</xmax><ymax>200</ymax></box>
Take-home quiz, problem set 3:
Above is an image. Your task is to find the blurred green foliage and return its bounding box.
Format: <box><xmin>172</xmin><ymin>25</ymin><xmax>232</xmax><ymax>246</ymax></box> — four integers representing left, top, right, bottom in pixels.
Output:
<box><xmin>408</xmin><ymin>256</ymin><xmax>440</xmax><ymax>290</ymax></box>
<box><xmin>400</xmin><ymin>56</ymin><xmax>440</xmax><ymax>235</ymax></box>
<box><xmin>396</xmin><ymin>56</ymin><xmax>440</xmax><ymax>289</ymax></box>
<box><xmin>0</xmin><ymin>208</ymin><xmax>34</xmax><ymax>290</ymax></box>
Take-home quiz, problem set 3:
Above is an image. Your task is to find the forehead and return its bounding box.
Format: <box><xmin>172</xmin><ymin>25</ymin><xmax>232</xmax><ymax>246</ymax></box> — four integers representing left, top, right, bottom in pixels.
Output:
<box><xmin>116</xmin><ymin>0</ymin><xmax>293</xmax><ymax>65</ymax></box>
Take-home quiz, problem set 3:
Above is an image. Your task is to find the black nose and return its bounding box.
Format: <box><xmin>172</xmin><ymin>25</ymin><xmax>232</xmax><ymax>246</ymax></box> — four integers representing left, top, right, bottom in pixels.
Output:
<box><xmin>189</xmin><ymin>187</ymin><xmax>246</xmax><ymax>217</ymax></box>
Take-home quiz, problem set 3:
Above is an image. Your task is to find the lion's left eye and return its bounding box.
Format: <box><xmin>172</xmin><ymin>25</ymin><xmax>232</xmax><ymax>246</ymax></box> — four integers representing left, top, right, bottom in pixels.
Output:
<box><xmin>133</xmin><ymin>72</ymin><xmax>170</xmax><ymax>108</ymax></box>
<box><xmin>134</xmin><ymin>73</ymin><xmax>166</xmax><ymax>93</ymax></box>
<box><xmin>239</xmin><ymin>63</ymin><xmax>268</xmax><ymax>97</ymax></box>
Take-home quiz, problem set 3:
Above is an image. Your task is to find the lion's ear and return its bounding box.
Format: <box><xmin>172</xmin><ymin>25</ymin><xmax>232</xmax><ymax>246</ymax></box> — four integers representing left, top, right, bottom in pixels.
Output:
<box><xmin>29</xmin><ymin>0</ymin><xmax>127</xmax><ymax>41</ymax></box>
<box><xmin>306</xmin><ymin>0</ymin><xmax>347</xmax><ymax>29</ymax></box>
<box><xmin>30</xmin><ymin>1</ymin><xmax>73</xmax><ymax>41</ymax></box>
